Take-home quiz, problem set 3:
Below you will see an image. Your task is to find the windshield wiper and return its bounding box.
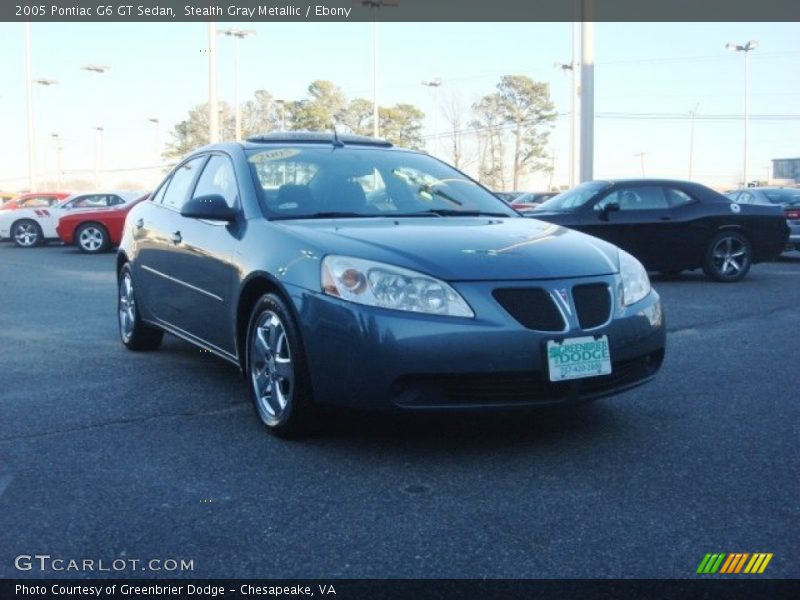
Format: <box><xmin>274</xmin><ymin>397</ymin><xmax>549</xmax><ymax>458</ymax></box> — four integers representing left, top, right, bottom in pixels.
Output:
<box><xmin>272</xmin><ymin>211</ymin><xmax>372</xmax><ymax>220</ymax></box>
<box><xmin>395</xmin><ymin>209</ymin><xmax>511</xmax><ymax>218</ymax></box>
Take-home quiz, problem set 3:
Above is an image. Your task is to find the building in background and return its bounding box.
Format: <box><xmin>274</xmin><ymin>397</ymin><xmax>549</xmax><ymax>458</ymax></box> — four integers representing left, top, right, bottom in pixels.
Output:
<box><xmin>772</xmin><ymin>157</ymin><xmax>800</xmax><ymax>184</ymax></box>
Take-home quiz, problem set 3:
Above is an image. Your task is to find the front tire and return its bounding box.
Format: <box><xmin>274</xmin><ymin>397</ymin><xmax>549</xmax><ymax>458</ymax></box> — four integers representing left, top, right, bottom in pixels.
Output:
<box><xmin>76</xmin><ymin>223</ymin><xmax>110</xmax><ymax>253</ymax></box>
<box><xmin>702</xmin><ymin>231</ymin><xmax>752</xmax><ymax>282</ymax></box>
<box><xmin>12</xmin><ymin>219</ymin><xmax>43</xmax><ymax>248</ymax></box>
<box><xmin>118</xmin><ymin>264</ymin><xmax>163</xmax><ymax>351</ymax></box>
<box><xmin>246</xmin><ymin>293</ymin><xmax>318</xmax><ymax>437</ymax></box>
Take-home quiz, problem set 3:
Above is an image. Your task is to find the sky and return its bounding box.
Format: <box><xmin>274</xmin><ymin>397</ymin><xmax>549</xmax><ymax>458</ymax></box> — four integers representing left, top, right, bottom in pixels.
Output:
<box><xmin>0</xmin><ymin>21</ymin><xmax>798</xmax><ymax>192</ymax></box>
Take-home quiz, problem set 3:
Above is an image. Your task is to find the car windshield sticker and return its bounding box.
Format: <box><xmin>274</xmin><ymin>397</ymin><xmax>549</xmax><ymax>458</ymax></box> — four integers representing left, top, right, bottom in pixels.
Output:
<box><xmin>249</xmin><ymin>149</ymin><xmax>301</xmax><ymax>163</ymax></box>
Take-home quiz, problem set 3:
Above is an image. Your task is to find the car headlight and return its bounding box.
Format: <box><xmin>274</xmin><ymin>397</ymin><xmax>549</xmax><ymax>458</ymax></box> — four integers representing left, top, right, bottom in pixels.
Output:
<box><xmin>618</xmin><ymin>250</ymin><xmax>651</xmax><ymax>306</ymax></box>
<box><xmin>321</xmin><ymin>255</ymin><xmax>474</xmax><ymax>318</ymax></box>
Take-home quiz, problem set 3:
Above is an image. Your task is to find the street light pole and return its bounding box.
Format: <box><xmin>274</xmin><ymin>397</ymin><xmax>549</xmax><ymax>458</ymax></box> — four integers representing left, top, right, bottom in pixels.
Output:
<box><xmin>51</xmin><ymin>133</ymin><xmax>62</xmax><ymax>189</ymax></box>
<box><xmin>24</xmin><ymin>23</ymin><xmax>36</xmax><ymax>191</ymax></box>
<box><xmin>421</xmin><ymin>78</ymin><xmax>442</xmax><ymax>156</ymax></box>
<box><xmin>579</xmin><ymin>16</ymin><xmax>594</xmax><ymax>183</ymax></box>
<box><xmin>361</xmin><ymin>1</ymin><xmax>399</xmax><ymax>138</ymax></box>
<box><xmin>208</xmin><ymin>22</ymin><xmax>219</xmax><ymax>144</ymax></box>
<box><xmin>634</xmin><ymin>152</ymin><xmax>647</xmax><ymax>177</ymax></box>
<box><xmin>219</xmin><ymin>28</ymin><xmax>256</xmax><ymax>141</ymax></box>
<box><xmin>94</xmin><ymin>126</ymin><xmax>104</xmax><ymax>189</ymax></box>
<box><xmin>725</xmin><ymin>40</ymin><xmax>758</xmax><ymax>187</ymax></box>
<box><xmin>147</xmin><ymin>117</ymin><xmax>160</xmax><ymax>162</ymax></box>
<box><xmin>555</xmin><ymin>59</ymin><xmax>577</xmax><ymax>187</ymax></box>
<box><xmin>688</xmin><ymin>103</ymin><xmax>699</xmax><ymax>180</ymax></box>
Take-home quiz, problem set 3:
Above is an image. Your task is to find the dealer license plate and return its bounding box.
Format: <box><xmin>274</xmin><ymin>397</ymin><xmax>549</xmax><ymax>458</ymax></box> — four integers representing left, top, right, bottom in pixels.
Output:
<box><xmin>547</xmin><ymin>335</ymin><xmax>612</xmax><ymax>382</ymax></box>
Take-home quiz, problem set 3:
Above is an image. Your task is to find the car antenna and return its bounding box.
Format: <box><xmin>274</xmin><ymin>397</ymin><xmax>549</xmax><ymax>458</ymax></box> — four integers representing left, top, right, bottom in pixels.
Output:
<box><xmin>331</xmin><ymin>121</ymin><xmax>344</xmax><ymax>149</ymax></box>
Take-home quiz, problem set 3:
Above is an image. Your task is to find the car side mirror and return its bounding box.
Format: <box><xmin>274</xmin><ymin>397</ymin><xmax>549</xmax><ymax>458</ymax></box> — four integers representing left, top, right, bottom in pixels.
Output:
<box><xmin>598</xmin><ymin>201</ymin><xmax>620</xmax><ymax>221</ymax></box>
<box><xmin>181</xmin><ymin>194</ymin><xmax>237</xmax><ymax>222</ymax></box>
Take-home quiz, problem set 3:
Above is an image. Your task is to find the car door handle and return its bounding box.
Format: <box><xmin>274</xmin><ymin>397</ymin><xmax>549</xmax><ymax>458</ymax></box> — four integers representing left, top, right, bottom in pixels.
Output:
<box><xmin>135</xmin><ymin>218</ymin><xmax>144</xmax><ymax>229</ymax></box>
<box><xmin>659</xmin><ymin>216</ymin><xmax>671</xmax><ymax>221</ymax></box>
<box><xmin>171</xmin><ymin>231</ymin><xmax>182</xmax><ymax>244</ymax></box>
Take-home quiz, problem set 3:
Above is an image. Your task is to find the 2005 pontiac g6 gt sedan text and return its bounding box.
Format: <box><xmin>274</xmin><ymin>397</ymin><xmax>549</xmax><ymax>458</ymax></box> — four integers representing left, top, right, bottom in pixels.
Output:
<box><xmin>117</xmin><ymin>132</ymin><xmax>666</xmax><ymax>436</ymax></box>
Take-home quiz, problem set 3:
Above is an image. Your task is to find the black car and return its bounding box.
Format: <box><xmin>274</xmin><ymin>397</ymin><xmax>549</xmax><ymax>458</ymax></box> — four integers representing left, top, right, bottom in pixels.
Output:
<box><xmin>528</xmin><ymin>179</ymin><xmax>789</xmax><ymax>282</ymax></box>
<box><xmin>117</xmin><ymin>133</ymin><xmax>666</xmax><ymax>436</ymax></box>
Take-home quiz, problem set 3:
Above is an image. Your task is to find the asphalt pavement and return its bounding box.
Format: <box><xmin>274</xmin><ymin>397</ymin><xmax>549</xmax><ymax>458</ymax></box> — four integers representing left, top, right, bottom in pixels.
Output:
<box><xmin>0</xmin><ymin>244</ymin><xmax>798</xmax><ymax>579</ymax></box>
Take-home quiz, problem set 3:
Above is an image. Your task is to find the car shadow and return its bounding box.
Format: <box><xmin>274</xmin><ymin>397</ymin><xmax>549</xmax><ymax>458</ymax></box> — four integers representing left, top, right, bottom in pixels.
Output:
<box><xmin>313</xmin><ymin>400</ymin><xmax>628</xmax><ymax>454</ymax></box>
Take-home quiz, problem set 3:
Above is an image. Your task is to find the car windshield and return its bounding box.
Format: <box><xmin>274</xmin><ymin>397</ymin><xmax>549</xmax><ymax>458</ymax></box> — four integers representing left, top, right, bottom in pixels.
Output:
<box><xmin>763</xmin><ymin>189</ymin><xmax>800</xmax><ymax>206</ymax></box>
<box><xmin>246</xmin><ymin>146</ymin><xmax>516</xmax><ymax>220</ymax></box>
<box><xmin>535</xmin><ymin>181</ymin><xmax>610</xmax><ymax>211</ymax></box>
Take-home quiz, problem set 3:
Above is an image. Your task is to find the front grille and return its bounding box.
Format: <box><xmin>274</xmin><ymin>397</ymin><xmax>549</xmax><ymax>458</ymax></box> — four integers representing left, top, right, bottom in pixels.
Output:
<box><xmin>493</xmin><ymin>288</ymin><xmax>565</xmax><ymax>332</ymax></box>
<box><xmin>572</xmin><ymin>283</ymin><xmax>612</xmax><ymax>329</ymax></box>
<box><xmin>392</xmin><ymin>350</ymin><xmax>664</xmax><ymax>407</ymax></box>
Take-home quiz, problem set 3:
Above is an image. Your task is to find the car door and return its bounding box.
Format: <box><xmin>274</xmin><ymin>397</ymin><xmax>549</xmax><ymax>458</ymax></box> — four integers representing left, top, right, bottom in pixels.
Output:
<box><xmin>134</xmin><ymin>156</ymin><xmax>207</xmax><ymax>326</ymax></box>
<box><xmin>580</xmin><ymin>184</ymin><xmax>672</xmax><ymax>269</ymax></box>
<box><xmin>163</xmin><ymin>153</ymin><xmax>241</xmax><ymax>354</ymax></box>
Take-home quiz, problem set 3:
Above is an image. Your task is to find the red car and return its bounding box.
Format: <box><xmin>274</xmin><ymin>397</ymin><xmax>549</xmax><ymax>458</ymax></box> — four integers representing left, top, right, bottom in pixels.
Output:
<box><xmin>57</xmin><ymin>193</ymin><xmax>150</xmax><ymax>253</ymax></box>
<box><xmin>1</xmin><ymin>192</ymin><xmax>71</xmax><ymax>211</ymax></box>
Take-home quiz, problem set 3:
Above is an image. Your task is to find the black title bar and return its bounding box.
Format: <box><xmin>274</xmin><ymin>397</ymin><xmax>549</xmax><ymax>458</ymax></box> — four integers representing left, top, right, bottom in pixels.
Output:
<box><xmin>4</xmin><ymin>579</ymin><xmax>800</xmax><ymax>600</ymax></box>
<box><xmin>5</xmin><ymin>0</ymin><xmax>800</xmax><ymax>22</ymax></box>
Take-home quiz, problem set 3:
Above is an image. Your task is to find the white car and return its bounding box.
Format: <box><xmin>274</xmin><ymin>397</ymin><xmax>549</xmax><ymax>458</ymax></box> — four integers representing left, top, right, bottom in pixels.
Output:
<box><xmin>0</xmin><ymin>191</ymin><xmax>143</xmax><ymax>248</ymax></box>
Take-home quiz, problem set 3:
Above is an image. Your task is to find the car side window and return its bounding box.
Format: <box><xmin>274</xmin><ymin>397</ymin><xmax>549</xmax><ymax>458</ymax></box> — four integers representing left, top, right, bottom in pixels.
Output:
<box><xmin>737</xmin><ymin>191</ymin><xmax>756</xmax><ymax>204</ymax></box>
<box><xmin>108</xmin><ymin>195</ymin><xmax>125</xmax><ymax>206</ymax></box>
<box><xmin>666</xmin><ymin>188</ymin><xmax>695</xmax><ymax>208</ymax></box>
<box><xmin>192</xmin><ymin>155</ymin><xmax>238</xmax><ymax>209</ymax></box>
<box><xmin>162</xmin><ymin>156</ymin><xmax>206</xmax><ymax>211</ymax></box>
<box><xmin>596</xmin><ymin>186</ymin><xmax>669</xmax><ymax>211</ymax></box>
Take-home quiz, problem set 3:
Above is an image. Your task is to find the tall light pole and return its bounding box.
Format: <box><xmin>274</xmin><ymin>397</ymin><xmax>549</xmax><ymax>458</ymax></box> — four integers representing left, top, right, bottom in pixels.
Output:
<box><xmin>82</xmin><ymin>64</ymin><xmax>110</xmax><ymax>187</ymax></box>
<box><xmin>24</xmin><ymin>23</ymin><xmax>36</xmax><ymax>191</ymax></box>
<box><xmin>725</xmin><ymin>40</ymin><xmax>758</xmax><ymax>186</ymax></box>
<box><xmin>579</xmin><ymin>16</ymin><xmax>594</xmax><ymax>183</ymax></box>
<box><xmin>634</xmin><ymin>151</ymin><xmax>647</xmax><ymax>177</ymax></box>
<box><xmin>421</xmin><ymin>78</ymin><xmax>442</xmax><ymax>156</ymax></box>
<box><xmin>34</xmin><ymin>78</ymin><xmax>58</xmax><ymax>185</ymax></box>
<box><xmin>362</xmin><ymin>1</ymin><xmax>399</xmax><ymax>138</ymax></box>
<box><xmin>147</xmin><ymin>117</ymin><xmax>160</xmax><ymax>162</ymax></box>
<box><xmin>94</xmin><ymin>126</ymin><xmax>104</xmax><ymax>189</ymax></box>
<box><xmin>208</xmin><ymin>23</ymin><xmax>219</xmax><ymax>144</ymax></box>
<box><xmin>51</xmin><ymin>133</ymin><xmax>62</xmax><ymax>189</ymax></box>
<box><xmin>274</xmin><ymin>99</ymin><xmax>286</xmax><ymax>130</ymax></box>
<box><xmin>555</xmin><ymin>59</ymin><xmax>577</xmax><ymax>187</ymax></box>
<box><xmin>688</xmin><ymin>103</ymin><xmax>699</xmax><ymax>180</ymax></box>
<box><xmin>218</xmin><ymin>28</ymin><xmax>256</xmax><ymax>141</ymax></box>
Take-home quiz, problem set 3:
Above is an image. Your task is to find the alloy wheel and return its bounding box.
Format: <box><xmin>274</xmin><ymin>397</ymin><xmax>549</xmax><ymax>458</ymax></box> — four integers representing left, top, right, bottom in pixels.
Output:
<box><xmin>13</xmin><ymin>222</ymin><xmax>40</xmax><ymax>247</ymax></box>
<box><xmin>711</xmin><ymin>235</ymin><xmax>749</xmax><ymax>278</ymax></box>
<box><xmin>118</xmin><ymin>272</ymin><xmax>136</xmax><ymax>343</ymax></box>
<box><xmin>79</xmin><ymin>226</ymin><xmax>105</xmax><ymax>252</ymax></box>
<box><xmin>250</xmin><ymin>311</ymin><xmax>294</xmax><ymax>424</ymax></box>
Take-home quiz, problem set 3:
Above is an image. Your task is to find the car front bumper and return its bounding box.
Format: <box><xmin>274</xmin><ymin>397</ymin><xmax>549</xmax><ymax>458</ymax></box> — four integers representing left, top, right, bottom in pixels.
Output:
<box><xmin>285</xmin><ymin>274</ymin><xmax>666</xmax><ymax>411</ymax></box>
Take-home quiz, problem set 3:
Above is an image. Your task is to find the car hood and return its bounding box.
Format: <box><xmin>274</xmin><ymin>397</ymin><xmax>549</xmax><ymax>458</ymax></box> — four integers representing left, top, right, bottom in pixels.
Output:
<box><xmin>276</xmin><ymin>217</ymin><xmax>619</xmax><ymax>280</ymax></box>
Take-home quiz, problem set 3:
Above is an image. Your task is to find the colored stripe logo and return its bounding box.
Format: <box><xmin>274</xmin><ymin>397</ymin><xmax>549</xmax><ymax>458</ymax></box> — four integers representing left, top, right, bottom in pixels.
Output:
<box><xmin>697</xmin><ymin>552</ymin><xmax>773</xmax><ymax>574</ymax></box>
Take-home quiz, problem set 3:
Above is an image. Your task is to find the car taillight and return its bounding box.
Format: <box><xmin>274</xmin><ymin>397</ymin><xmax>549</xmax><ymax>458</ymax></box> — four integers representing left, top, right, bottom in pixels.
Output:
<box><xmin>786</xmin><ymin>209</ymin><xmax>800</xmax><ymax>220</ymax></box>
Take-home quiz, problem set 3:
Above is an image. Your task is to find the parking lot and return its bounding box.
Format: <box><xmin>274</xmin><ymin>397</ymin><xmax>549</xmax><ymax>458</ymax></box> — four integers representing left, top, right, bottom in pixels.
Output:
<box><xmin>0</xmin><ymin>244</ymin><xmax>798</xmax><ymax>578</ymax></box>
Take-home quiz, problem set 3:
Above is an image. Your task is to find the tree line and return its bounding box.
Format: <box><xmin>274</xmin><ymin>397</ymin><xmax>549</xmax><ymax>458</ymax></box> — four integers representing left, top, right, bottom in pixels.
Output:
<box><xmin>165</xmin><ymin>75</ymin><xmax>556</xmax><ymax>191</ymax></box>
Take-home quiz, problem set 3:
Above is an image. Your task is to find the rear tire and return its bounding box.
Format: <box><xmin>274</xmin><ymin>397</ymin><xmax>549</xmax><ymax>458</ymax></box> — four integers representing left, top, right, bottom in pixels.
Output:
<box><xmin>118</xmin><ymin>264</ymin><xmax>163</xmax><ymax>351</ymax></box>
<box><xmin>12</xmin><ymin>219</ymin><xmax>43</xmax><ymax>248</ymax></box>
<box><xmin>702</xmin><ymin>231</ymin><xmax>752</xmax><ymax>282</ymax></box>
<box><xmin>246</xmin><ymin>293</ymin><xmax>320</xmax><ymax>438</ymax></box>
<box><xmin>76</xmin><ymin>223</ymin><xmax>110</xmax><ymax>253</ymax></box>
